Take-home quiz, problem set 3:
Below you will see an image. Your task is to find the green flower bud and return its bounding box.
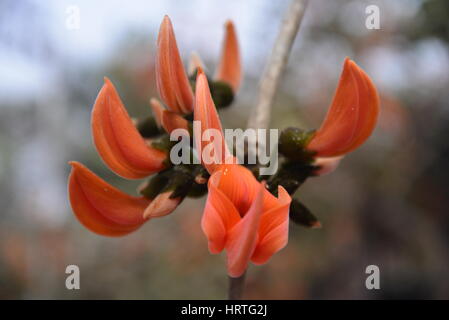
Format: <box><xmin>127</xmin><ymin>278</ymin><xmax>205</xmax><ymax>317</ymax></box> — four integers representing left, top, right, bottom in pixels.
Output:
<box><xmin>137</xmin><ymin>116</ymin><xmax>162</xmax><ymax>138</ymax></box>
<box><xmin>210</xmin><ymin>81</ymin><xmax>234</xmax><ymax>109</ymax></box>
<box><xmin>151</xmin><ymin>134</ymin><xmax>178</xmax><ymax>153</ymax></box>
<box><xmin>289</xmin><ymin>199</ymin><xmax>321</xmax><ymax>228</ymax></box>
<box><xmin>278</xmin><ymin>127</ymin><xmax>316</xmax><ymax>162</ymax></box>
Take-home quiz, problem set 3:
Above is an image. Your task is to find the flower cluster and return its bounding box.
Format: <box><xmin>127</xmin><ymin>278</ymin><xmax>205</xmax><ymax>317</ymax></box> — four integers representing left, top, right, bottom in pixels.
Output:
<box><xmin>68</xmin><ymin>16</ymin><xmax>379</xmax><ymax>278</ymax></box>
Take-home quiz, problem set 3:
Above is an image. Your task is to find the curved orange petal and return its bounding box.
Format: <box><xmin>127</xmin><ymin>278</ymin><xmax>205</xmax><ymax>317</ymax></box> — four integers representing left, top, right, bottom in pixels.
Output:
<box><xmin>307</xmin><ymin>58</ymin><xmax>379</xmax><ymax>157</ymax></box>
<box><xmin>216</xmin><ymin>164</ymin><xmax>259</xmax><ymax>214</ymax></box>
<box><xmin>225</xmin><ymin>182</ymin><xmax>265</xmax><ymax>278</ymax></box>
<box><xmin>68</xmin><ymin>161</ymin><xmax>150</xmax><ymax>237</ymax></box>
<box><xmin>156</xmin><ymin>15</ymin><xmax>194</xmax><ymax>114</ymax></box>
<box><xmin>251</xmin><ymin>186</ymin><xmax>291</xmax><ymax>265</ymax></box>
<box><xmin>202</xmin><ymin>170</ymin><xmax>241</xmax><ymax>254</ymax></box>
<box><xmin>344</xmin><ymin>61</ymin><xmax>380</xmax><ymax>152</ymax></box>
<box><xmin>194</xmin><ymin>70</ymin><xmax>231</xmax><ymax>173</ymax></box>
<box><xmin>92</xmin><ymin>78</ymin><xmax>166</xmax><ymax>179</ymax></box>
<box><xmin>307</xmin><ymin>58</ymin><xmax>359</xmax><ymax>157</ymax></box>
<box><xmin>215</xmin><ymin>20</ymin><xmax>242</xmax><ymax>93</ymax></box>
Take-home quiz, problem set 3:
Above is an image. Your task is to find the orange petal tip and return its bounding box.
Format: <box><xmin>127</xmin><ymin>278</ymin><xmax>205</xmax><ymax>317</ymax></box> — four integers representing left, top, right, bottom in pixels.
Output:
<box><xmin>156</xmin><ymin>16</ymin><xmax>194</xmax><ymax>114</ymax></box>
<box><xmin>215</xmin><ymin>19</ymin><xmax>242</xmax><ymax>93</ymax></box>
<box><xmin>92</xmin><ymin>78</ymin><xmax>166</xmax><ymax>179</ymax></box>
<box><xmin>307</xmin><ymin>59</ymin><xmax>379</xmax><ymax>157</ymax></box>
<box><xmin>68</xmin><ymin>161</ymin><xmax>150</xmax><ymax>237</ymax></box>
<box><xmin>194</xmin><ymin>72</ymin><xmax>230</xmax><ymax>174</ymax></box>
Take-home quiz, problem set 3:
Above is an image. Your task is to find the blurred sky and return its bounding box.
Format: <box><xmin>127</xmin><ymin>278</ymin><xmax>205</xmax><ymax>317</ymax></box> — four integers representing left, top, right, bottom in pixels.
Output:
<box><xmin>3</xmin><ymin>0</ymin><xmax>448</xmax><ymax>104</ymax></box>
<box><xmin>0</xmin><ymin>0</ymin><xmax>287</xmax><ymax>101</ymax></box>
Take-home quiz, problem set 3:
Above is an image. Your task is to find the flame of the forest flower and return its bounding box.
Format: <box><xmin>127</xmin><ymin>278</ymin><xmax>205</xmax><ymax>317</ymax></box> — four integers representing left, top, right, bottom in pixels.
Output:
<box><xmin>68</xmin><ymin>162</ymin><xmax>151</xmax><ymax>237</ymax></box>
<box><xmin>215</xmin><ymin>20</ymin><xmax>242</xmax><ymax>93</ymax></box>
<box><xmin>194</xmin><ymin>69</ymin><xmax>232</xmax><ymax>174</ymax></box>
<box><xmin>156</xmin><ymin>15</ymin><xmax>194</xmax><ymax>114</ymax></box>
<box><xmin>194</xmin><ymin>70</ymin><xmax>291</xmax><ymax>277</ymax></box>
<box><xmin>307</xmin><ymin>58</ymin><xmax>380</xmax><ymax>157</ymax></box>
<box><xmin>204</xmin><ymin>164</ymin><xmax>291</xmax><ymax>278</ymax></box>
<box><xmin>92</xmin><ymin>78</ymin><xmax>166</xmax><ymax>179</ymax></box>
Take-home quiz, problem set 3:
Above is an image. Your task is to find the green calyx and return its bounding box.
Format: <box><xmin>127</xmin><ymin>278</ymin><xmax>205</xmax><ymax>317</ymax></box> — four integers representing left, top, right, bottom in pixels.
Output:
<box><xmin>278</xmin><ymin>127</ymin><xmax>316</xmax><ymax>162</ymax></box>
<box><xmin>209</xmin><ymin>81</ymin><xmax>234</xmax><ymax>109</ymax></box>
<box><xmin>266</xmin><ymin>160</ymin><xmax>316</xmax><ymax>196</ymax></box>
<box><xmin>151</xmin><ymin>134</ymin><xmax>178</xmax><ymax>153</ymax></box>
<box><xmin>137</xmin><ymin>116</ymin><xmax>163</xmax><ymax>138</ymax></box>
<box><xmin>139</xmin><ymin>164</ymin><xmax>209</xmax><ymax>201</ymax></box>
<box><xmin>289</xmin><ymin>199</ymin><xmax>321</xmax><ymax>228</ymax></box>
<box><xmin>189</xmin><ymin>70</ymin><xmax>234</xmax><ymax>109</ymax></box>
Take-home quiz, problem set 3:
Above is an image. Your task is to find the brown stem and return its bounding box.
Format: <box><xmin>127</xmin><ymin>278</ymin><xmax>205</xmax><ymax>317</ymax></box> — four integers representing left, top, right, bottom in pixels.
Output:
<box><xmin>228</xmin><ymin>272</ymin><xmax>247</xmax><ymax>300</ymax></box>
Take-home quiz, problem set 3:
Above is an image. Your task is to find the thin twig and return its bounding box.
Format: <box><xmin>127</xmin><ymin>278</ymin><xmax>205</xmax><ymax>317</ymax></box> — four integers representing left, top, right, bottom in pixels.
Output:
<box><xmin>228</xmin><ymin>272</ymin><xmax>246</xmax><ymax>300</ymax></box>
<box><xmin>247</xmin><ymin>0</ymin><xmax>308</xmax><ymax>131</ymax></box>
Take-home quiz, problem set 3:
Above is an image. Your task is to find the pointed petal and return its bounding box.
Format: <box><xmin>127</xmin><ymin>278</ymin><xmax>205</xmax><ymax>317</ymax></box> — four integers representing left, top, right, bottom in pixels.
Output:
<box><xmin>92</xmin><ymin>78</ymin><xmax>166</xmax><ymax>179</ymax></box>
<box><xmin>251</xmin><ymin>186</ymin><xmax>291</xmax><ymax>265</ymax></box>
<box><xmin>194</xmin><ymin>70</ymin><xmax>231</xmax><ymax>173</ymax></box>
<box><xmin>161</xmin><ymin>110</ymin><xmax>190</xmax><ymax>134</ymax></box>
<box><xmin>201</xmin><ymin>170</ymin><xmax>241</xmax><ymax>254</ymax></box>
<box><xmin>142</xmin><ymin>191</ymin><xmax>180</xmax><ymax>219</ymax></box>
<box><xmin>68</xmin><ymin>162</ymin><xmax>149</xmax><ymax>237</ymax></box>
<box><xmin>215</xmin><ymin>20</ymin><xmax>242</xmax><ymax>92</ymax></box>
<box><xmin>156</xmin><ymin>15</ymin><xmax>194</xmax><ymax>114</ymax></box>
<box><xmin>225</xmin><ymin>182</ymin><xmax>265</xmax><ymax>278</ymax></box>
<box><xmin>345</xmin><ymin>61</ymin><xmax>380</xmax><ymax>152</ymax></box>
<box><xmin>307</xmin><ymin>58</ymin><xmax>379</xmax><ymax>157</ymax></box>
<box><xmin>150</xmin><ymin>98</ymin><xmax>165</xmax><ymax>128</ymax></box>
<box><xmin>307</xmin><ymin>58</ymin><xmax>359</xmax><ymax>157</ymax></box>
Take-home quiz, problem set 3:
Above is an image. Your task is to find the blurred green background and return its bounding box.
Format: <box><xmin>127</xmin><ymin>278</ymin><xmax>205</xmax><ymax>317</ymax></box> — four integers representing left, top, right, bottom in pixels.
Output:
<box><xmin>0</xmin><ymin>0</ymin><xmax>448</xmax><ymax>299</ymax></box>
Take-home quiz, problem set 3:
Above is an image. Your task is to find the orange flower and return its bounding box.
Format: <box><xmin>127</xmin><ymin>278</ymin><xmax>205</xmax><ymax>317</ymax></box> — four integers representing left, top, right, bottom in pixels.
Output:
<box><xmin>214</xmin><ymin>20</ymin><xmax>242</xmax><ymax>92</ymax></box>
<box><xmin>68</xmin><ymin>162</ymin><xmax>150</xmax><ymax>237</ymax></box>
<box><xmin>307</xmin><ymin>58</ymin><xmax>380</xmax><ymax>157</ymax></box>
<box><xmin>155</xmin><ymin>16</ymin><xmax>242</xmax><ymax>115</ymax></box>
<box><xmin>68</xmin><ymin>76</ymin><xmax>179</xmax><ymax>237</ymax></box>
<box><xmin>156</xmin><ymin>16</ymin><xmax>194</xmax><ymax>114</ymax></box>
<box><xmin>194</xmin><ymin>71</ymin><xmax>291</xmax><ymax>278</ymax></box>
<box><xmin>92</xmin><ymin>78</ymin><xmax>166</xmax><ymax>179</ymax></box>
<box><xmin>193</xmin><ymin>68</ymin><xmax>232</xmax><ymax>173</ymax></box>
